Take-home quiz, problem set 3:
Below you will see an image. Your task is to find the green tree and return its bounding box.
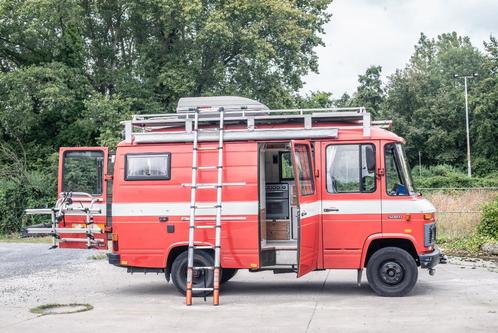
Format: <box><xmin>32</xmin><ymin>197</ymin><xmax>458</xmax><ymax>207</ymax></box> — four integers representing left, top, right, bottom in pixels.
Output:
<box><xmin>0</xmin><ymin>0</ymin><xmax>334</xmax><ymax>233</ymax></box>
<box><xmin>472</xmin><ymin>37</ymin><xmax>498</xmax><ymax>175</ymax></box>
<box><xmin>383</xmin><ymin>32</ymin><xmax>485</xmax><ymax>168</ymax></box>
<box><xmin>352</xmin><ymin>65</ymin><xmax>384</xmax><ymax>117</ymax></box>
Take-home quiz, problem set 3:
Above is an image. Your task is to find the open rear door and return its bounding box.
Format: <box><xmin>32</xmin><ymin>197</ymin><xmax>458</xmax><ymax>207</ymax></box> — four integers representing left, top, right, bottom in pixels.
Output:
<box><xmin>291</xmin><ymin>141</ymin><xmax>320</xmax><ymax>277</ymax></box>
<box><xmin>57</xmin><ymin>147</ymin><xmax>109</xmax><ymax>249</ymax></box>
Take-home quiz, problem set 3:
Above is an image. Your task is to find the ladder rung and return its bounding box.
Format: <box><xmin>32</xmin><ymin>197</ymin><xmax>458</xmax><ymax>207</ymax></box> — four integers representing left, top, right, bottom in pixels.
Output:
<box><xmin>182</xmin><ymin>182</ymin><xmax>246</xmax><ymax>187</ymax></box>
<box><xmin>193</xmin><ymin>266</ymin><xmax>214</xmax><ymax>270</ymax></box>
<box><xmin>195</xmin><ymin>225</ymin><xmax>216</xmax><ymax>229</ymax></box>
<box><xmin>181</xmin><ymin>216</ymin><xmax>247</xmax><ymax>221</ymax></box>
<box><xmin>197</xmin><ymin>166</ymin><xmax>218</xmax><ymax>170</ymax></box>
<box><xmin>192</xmin><ymin>287</ymin><xmax>214</xmax><ymax>291</ymax></box>
<box><xmin>194</xmin><ymin>205</ymin><xmax>220</xmax><ymax>209</ymax></box>
<box><xmin>194</xmin><ymin>245</ymin><xmax>215</xmax><ymax>249</ymax></box>
<box><xmin>197</xmin><ymin>146</ymin><xmax>222</xmax><ymax>151</ymax></box>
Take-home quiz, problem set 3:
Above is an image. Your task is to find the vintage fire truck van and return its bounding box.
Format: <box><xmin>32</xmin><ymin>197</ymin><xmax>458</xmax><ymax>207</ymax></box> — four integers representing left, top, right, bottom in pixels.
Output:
<box><xmin>26</xmin><ymin>96</ymin><xmax>441</xmax><ymax>302</ymax></box>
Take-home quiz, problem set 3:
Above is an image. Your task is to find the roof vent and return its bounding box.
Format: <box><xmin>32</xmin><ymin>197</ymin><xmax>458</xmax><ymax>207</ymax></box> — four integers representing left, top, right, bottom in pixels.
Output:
<box><xmin>176</xmin><ymin>96</ymin><xmax>269</xmax><ymax>115</ymax></box>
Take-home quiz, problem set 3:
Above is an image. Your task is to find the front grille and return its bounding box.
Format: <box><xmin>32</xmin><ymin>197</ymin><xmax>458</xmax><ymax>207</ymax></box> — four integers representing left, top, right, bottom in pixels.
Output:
<box><xmin>424</xmin><ymin>223</ymin><xmax>436</xmax><ymax>247</ymax></box>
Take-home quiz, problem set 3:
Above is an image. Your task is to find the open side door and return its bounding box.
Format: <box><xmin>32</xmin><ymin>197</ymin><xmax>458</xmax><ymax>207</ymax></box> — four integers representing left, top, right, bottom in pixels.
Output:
<box><xmin>291</xmin><ymin>140</ymin><xmax>320</xmax><ymax>277</ymax></box>
<box><xmin>57</xmin><ymin>147</ymin><xmax>109</xmax><ymax>249</ymax></box>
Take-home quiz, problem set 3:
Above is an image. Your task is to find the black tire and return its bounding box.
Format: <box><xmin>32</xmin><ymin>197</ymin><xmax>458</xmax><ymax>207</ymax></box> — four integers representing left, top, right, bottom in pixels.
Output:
<box><xmin>171</xmin><ymin>251</ymin><xmax>214</xmax><ymax>297</ymax></box>
<box><xmin>220</xmin><ymin>268</ymin><xmax>238</xmax><ymax>284</ymax></box>
<box><xmin>366</xmin><ymin>247</ymin><xmax>418</xmax><ymax>297</ymax></box>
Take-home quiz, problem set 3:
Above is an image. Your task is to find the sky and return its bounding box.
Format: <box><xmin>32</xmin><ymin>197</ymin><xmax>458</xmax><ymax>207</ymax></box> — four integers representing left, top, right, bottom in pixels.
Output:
<box><xmin>302</xmin><ymin>0</ymin><xmax>498</xmax><ymax>97</ymax></box>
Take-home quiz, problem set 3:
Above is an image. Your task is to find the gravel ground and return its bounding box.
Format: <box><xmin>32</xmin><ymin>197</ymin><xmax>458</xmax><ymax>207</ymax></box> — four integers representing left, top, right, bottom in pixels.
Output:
<box><xmin>0</xmin><ymin>243</ymin><xmax>497</xmax><ymax>333</ymax></box>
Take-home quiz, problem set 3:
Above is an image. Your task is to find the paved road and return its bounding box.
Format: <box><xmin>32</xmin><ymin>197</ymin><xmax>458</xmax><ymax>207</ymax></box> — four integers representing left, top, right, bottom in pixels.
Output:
<box><xmin>0</xmin><ymin>243</ymin><xmax>497</xmax><ymax>333</ymax></box>
<box><xmin>0</xmin><ymin>243</ymin><xmax>98</xmax><ymax>279</ymax></box>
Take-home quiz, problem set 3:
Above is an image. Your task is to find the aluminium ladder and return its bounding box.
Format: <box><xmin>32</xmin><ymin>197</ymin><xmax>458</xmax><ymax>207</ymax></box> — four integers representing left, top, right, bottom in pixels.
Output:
<box><xmin>185</xmin><ymin>107</ymin><xmax>225</xmax><ymax>306</ymax></box>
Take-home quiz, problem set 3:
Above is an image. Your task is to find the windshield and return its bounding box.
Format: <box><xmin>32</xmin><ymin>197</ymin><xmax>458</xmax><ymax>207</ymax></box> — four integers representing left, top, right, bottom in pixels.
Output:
<box><xmin>385</xmin><ymin>143</ymin><xmax>415</xmax><ymax>196</ymax></box>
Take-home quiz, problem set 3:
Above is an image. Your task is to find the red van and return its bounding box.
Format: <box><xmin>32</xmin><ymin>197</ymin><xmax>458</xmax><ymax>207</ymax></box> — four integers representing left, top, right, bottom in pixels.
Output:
<box><xmin>26</xmin><ymin>96</ymin><xmax>441</xmax><ymax>301</ymax></box>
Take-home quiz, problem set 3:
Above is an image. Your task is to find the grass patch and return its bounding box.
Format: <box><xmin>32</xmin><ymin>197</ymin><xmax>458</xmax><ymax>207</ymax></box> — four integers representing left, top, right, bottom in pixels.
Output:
<box><xmin>439</xmin><ymin>234</ymin><xmax>498</xmax><ymax>256</ymax></box>
<box><xmin>423</xmin><ymin>190</ymin><xmax>498</xmax><ymax>257</ymax></box>
<box><xmin>426</xmin><ymin>190</ymin><xmax>497</xmax><ymax>239</ymax></box>
<box><xmin>0</xmin><ymin>233</ymin><xmax>52</xmax><ymax>243</ymax></box>
<box><xmin>87</xmin><ymin>253</ymin><xmax>107</xmax><ymax>260</ymax></box>
<box><xmin>30</xmin><ymin>303</ymin><xmax>93</xmax><ymax>316</ymax></box>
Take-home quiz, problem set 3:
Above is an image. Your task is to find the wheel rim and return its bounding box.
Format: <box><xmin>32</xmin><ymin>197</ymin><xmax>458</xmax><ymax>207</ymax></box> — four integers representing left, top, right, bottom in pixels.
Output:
<box><xmin>181</xmin><ymin>259</ymin><xmax>209</xmax><ymax>287</ymax></box>
<box><xmin>379</xmin><ymin>260</ymin><xmax>405</xmax><ymax>285</ymax></box>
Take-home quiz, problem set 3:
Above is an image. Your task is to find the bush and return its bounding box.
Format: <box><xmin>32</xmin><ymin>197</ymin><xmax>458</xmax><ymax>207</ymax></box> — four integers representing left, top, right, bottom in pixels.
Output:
<box><xmin>413</xmin><ymin>164</ymin><xmax>498</xmax><ymax>189</ymax></box>
<box><xmin>478</xmin><ymin>196</ymin><xmax>498</xmax><ymax>239</ymax></box>
<box><xmin>0</xmin><ymin>171</ymin><xmax>55</xmax><ymax>234</ymax></box>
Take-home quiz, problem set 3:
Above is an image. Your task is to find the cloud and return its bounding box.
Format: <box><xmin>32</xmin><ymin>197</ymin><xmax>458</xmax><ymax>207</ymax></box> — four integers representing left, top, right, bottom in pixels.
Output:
<box><xmin>302</xmin><ymin>0</ymin><xmax>498</xmax><ymax>97</ymax></box>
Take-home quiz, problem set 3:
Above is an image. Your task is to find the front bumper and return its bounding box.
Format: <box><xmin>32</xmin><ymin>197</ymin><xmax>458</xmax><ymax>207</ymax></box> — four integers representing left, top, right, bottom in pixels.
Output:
<box><xmin>419</xmin><ymin>246</ymin><xmax>441</xmax><ymax>269</ymax></box>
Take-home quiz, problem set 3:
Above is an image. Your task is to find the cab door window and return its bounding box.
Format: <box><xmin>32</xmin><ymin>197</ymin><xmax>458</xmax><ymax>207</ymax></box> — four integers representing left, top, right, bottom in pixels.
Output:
<box><xmin>326</xmin><ymin>144</ymin><xmax>376</xmax><ymax>193</ymax></box>
<box><xmin>385</xmin><ymin>143</ymin><xmax>415</xmax><ymax>196</ymax></box>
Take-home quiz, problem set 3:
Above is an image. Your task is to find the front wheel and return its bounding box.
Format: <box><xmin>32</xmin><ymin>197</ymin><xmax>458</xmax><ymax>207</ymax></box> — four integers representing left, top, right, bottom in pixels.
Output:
<box><xmin>366</xmin><ymin>247</ymin><xmax>418</xmax><ymax>297</ymax></box>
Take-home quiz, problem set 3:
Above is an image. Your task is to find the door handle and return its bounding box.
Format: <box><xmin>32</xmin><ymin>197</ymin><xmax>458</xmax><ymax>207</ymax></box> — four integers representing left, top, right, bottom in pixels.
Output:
<box><xmin>324</xmin><ymin>207</ymin><xmax>339</xmax><ymax>212</ymax></box>
<box><xmin>301</xmin><ymin>211</ymin><xmax>307</xmax><ymax>217</ymax></box>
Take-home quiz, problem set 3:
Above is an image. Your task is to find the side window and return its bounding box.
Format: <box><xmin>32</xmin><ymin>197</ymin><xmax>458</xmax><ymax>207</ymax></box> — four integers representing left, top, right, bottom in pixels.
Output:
<box><xmin>384</xmin><ymin>143</ymin><xmax>414</xmax><ymax>196</ymax></box>
<box><xmin>326</xmin><ymin>144</ymin><xmax>376</xmax><ymax>193</ymax></box>
<box><xmin>279</xmin><ymin>151</ymin><xmax>294</xmax><ymax>181</ymax></box>
<box><xmin>125</xmin><ymin>153</ymin><xmax>171</xmax><ymax>180</ymax></box>
<box><xmin>293</xmin><ymin>144</ymin><xmax>315</xmax><ymax>196</ymax></box>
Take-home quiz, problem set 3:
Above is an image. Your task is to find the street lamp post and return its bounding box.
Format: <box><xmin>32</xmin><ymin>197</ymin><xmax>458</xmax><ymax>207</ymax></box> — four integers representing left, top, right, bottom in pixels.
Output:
<box><xmin>454</xmin><ymin>73</ymin><xmax>478</xmax><ymax>178</ymax></box>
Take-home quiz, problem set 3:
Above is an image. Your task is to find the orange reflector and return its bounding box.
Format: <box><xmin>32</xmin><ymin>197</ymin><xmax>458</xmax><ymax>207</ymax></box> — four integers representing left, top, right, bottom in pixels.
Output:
<box><xmin>404</xmin><ymin>228</ymin><xmax>412</xmax><ymax>233</ymax></box>
<box><xmin>120</xmin><ymin>260</ymin><xmax>128</xmax><ymax>266</ymax></box>
<box><xmin>250</xmin><ymin>263</ymin><xmax>257</xmax><ymax>268</ymax></box>
<box><xmin>423</xmin><ymin>213</ymin><xmax>434</xmax><ymax>221</ymax></box>
<box><xmin>112</xmin><ymin>233</ymin><xmax>118</xmax><ymax>241</ymax></box>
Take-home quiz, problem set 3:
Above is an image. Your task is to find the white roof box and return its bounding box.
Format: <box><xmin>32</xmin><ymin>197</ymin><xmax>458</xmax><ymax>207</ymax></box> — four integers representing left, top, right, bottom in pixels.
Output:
<box><xmin>176</xmin><ymin>96</ymin><xmax>269</xmax><ymax>115</ymax></box>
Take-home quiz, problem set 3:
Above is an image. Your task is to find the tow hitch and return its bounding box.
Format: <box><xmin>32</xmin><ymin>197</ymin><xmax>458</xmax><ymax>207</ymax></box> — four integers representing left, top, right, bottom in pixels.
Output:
<box><xmin>439</xmin><ymin>254</ymin><xmax>448</xmax><ymax>264</ymax></box>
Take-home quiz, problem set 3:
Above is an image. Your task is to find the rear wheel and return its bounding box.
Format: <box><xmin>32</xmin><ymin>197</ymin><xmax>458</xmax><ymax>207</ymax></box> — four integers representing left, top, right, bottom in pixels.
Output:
<box><xmin>171</xmin><ymin>251</ymin><xmax>214</xmax><ymax>297</ymax></box>
<box><xmin>366</xmin><ymin>247</ymin><xmax>418</xmax><ymax>297</ymax></box>
<box><xmin>221</xmin><ymin>268</ymin><xmax>238</xmax><ymax>284</ymax></box>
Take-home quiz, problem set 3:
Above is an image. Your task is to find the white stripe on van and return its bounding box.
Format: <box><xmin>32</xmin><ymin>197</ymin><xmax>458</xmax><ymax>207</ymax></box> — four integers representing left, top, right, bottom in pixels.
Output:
<box><xmin>110</xmin><ymin>198</ymin><xmax>434</xmax><ymax>218</ymax></box>
<box><xmin>321</xmin><ymin>199</ymin><xmax>435</xmax><ymax>214</ymax></box>
<box><xmin>112</xmin><ymin>201</ymin><xmax>259</xmax><ymax>217</ymax></box>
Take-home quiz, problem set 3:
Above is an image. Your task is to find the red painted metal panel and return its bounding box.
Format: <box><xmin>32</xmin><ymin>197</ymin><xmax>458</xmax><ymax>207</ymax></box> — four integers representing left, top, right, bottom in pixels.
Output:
<box><xmin>111</xmin><ymin>141</ymin><xmax>260</xmax><ymax>269</ymax></box>
<box><xmin>292</xmin><ymin>140</ymin><xmax>320</xmax><ymax>277</ymax></box>
<box><xmin>320</xmin><ymin>140</ymin><xmax>382</xmax><ymax>269</ymax></box>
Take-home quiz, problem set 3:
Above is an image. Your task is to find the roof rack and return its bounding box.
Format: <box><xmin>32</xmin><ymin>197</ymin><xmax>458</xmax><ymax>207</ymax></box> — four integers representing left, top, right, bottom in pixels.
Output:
<box><xmin>123</xmin><ymin>96</ymin><xmax>375</xmax><ymax>144</ymax></box>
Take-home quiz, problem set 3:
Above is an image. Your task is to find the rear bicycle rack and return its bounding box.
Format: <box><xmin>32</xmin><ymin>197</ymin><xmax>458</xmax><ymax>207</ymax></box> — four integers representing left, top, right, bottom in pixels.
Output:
<box><xmin>24</xmin><ymin>192</ymin><xmax>104</xmax><ymax>249</ymax></box>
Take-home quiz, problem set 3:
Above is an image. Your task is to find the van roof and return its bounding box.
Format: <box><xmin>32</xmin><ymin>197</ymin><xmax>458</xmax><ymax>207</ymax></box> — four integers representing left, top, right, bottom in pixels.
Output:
<box><xmin>119</xmin><ymin>96</ymin><xmax>401</xmax><ymax>146</ymax></box>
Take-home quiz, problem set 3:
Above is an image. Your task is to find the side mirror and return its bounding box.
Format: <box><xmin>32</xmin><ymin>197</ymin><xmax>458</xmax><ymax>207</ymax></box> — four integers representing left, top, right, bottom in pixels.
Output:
<box><xmin>365</xmin><ymin>146</ymin><xmax>376</xmax><ymax>173</ymax></box>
